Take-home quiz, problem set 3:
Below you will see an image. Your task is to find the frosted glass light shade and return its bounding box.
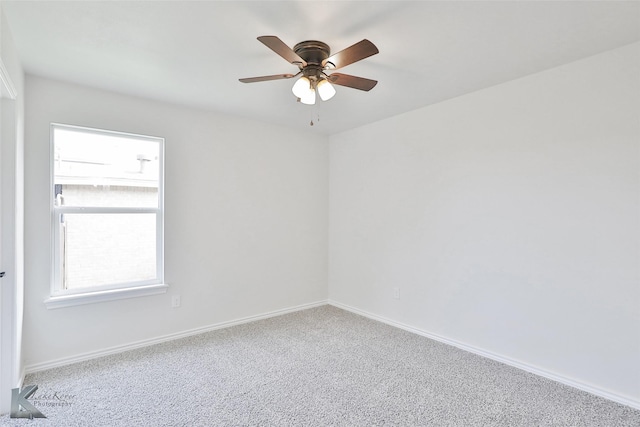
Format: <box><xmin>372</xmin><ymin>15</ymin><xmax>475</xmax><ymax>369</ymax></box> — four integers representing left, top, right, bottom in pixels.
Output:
<box><xmin>317</xmin><ymin>79</ymin><xmax>336</xmax><ymax>101</ymax></box>
<box><xmin>292</xmin><ymin>77</ymin><xmax>316</xmax><ymax>105</ymax></box>
<box><xmin>292</xmin><ymin>77</ymin><xmax>312</xmax><ymax>98</ymax></box>
<box><xmin>299</xmin><ymin>89</ymin><xmax>316</xmax><ymax>105</ymax></box>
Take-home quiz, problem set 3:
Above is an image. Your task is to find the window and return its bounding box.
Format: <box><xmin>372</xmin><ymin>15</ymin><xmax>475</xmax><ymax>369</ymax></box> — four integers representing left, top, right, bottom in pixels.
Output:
<box><xmin>46</xmin><ymin>124</ymin><xmax>166</xmax><ymax>308</ymax></box>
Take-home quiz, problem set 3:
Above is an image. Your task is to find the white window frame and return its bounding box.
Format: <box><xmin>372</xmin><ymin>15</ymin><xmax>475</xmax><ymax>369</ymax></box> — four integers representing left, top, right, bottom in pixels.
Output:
<box><xmin>45</xmin><ymin>123</ymin><xmax>167</xmax><ymax>309</ymax></box>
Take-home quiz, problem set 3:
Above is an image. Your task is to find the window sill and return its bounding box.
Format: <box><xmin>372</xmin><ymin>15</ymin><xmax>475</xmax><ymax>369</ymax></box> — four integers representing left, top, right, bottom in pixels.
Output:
<box><xmin>44</xmin><ymin>283</ymin><xmax>169</xmax><ymax>309</ymax></box>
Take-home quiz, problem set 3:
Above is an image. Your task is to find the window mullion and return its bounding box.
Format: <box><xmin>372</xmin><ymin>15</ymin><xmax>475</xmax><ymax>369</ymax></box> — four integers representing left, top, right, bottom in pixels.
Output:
<box><xmin>54</xmin><ymin>206</ymin><xmax>159</xmax><ymax>215</ymax></box>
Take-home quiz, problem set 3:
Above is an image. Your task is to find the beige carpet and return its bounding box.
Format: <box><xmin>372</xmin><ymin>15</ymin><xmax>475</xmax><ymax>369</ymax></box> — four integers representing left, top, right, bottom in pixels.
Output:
<box><xmin>2</xmin><ymin>305</ymin><xmax>639</xmax><ymax>426</ymax></box>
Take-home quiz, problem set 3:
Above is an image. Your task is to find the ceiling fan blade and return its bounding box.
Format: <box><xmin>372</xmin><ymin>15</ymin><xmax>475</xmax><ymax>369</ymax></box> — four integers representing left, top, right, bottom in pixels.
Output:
<box><xmin>323</xmin><ymin>39</ymin><xmax>379</xmax><ymax>70</ymax></box>
<box><xmin>239</xmin><ymin>73</ymin><xmax>296</xmax><ymax>83</ymax></box>
<box><xmin>257</xmin><ymin>36</ymin><xmax>307</xmax><ymax>67</ymax></box>
<box><xmin>327</xmin><ymin>73</ymin><xmax>378</xmax><ymax>91</ymax></box>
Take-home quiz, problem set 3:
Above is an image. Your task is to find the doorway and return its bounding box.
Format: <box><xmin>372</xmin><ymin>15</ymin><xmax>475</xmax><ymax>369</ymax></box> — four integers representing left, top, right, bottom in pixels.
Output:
<box><xmin>0</xmin><ymin>58</ymin><xmax>22</xmax><ymax>415</ymax></box>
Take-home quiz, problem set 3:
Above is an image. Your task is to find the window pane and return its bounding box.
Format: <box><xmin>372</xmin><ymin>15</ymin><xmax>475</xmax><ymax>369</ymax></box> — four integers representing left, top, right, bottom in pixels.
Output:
<box><xmin>53</xmin><ymin>127</ymin><xmax>160</xmax><ymax>208</ymax></box>
<box><xmin>61</xmin><ymin>213</ymin><xmax>157</xmax><ymax>290</ymax></box>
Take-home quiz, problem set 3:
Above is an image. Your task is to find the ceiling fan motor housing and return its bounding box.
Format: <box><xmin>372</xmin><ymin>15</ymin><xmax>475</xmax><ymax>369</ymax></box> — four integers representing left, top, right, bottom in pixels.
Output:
<box><xmin>294</xmin><ymin>40</ymin><xmax>331</xmax><ymax>66</ymax></box>
<box><xmin>294</xmin><ymin>40</ymin><xmax>333</xmax><ymax>82</ymax></box>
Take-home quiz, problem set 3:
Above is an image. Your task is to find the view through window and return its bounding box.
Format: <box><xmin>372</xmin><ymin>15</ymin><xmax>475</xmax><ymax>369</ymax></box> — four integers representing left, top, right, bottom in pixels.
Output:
<box><xmin>51</xmin><ymin>124</ymin><xmax>164</xmax><ymax>295</ymax></box>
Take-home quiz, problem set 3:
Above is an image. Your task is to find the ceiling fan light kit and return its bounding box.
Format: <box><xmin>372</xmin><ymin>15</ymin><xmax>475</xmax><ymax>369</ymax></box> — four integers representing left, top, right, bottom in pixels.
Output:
<box><xmin>316</xmin><ymin>79</ymin><xmax>336</xmax><ymax>101</ymax></box>
<box><xmin>291</xmin><ymin>76</ymin><xmax>317</xmax><ymax>104</ymax></box>
<box><xmin>240</xmin><ymin>36</ymin><xmax>379</xmax><ymax>107</ymax></box>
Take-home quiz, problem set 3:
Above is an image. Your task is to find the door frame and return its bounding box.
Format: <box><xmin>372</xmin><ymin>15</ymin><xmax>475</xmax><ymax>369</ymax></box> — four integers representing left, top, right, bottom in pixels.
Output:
<box><xmin>0</xmin><ymin>56</ymin><xmax>20</xmax><ymax>415</ymax></box>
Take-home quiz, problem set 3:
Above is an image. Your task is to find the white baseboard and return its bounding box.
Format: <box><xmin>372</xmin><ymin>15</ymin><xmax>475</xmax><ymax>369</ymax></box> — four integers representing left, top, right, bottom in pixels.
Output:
<box><xmin>24</xmin><ymin>300</ymin><xmax>328</xmax><ymax>374</ymax></box>
<box><xmin>328</xmin><ymin>300</ymin><xmax>640</xmax><ymax>411</ymax></box>
<box><xmin>23</xmin><ymin>298</ymin><xmax>639</xmax><ymax>411</ymax></box>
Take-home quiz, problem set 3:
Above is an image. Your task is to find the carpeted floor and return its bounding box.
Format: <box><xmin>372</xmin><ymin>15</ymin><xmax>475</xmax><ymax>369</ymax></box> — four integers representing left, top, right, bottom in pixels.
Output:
<box><xmin>2</xmin><ymin>305</ymin><xmax>639</xmax><ymax>426</ymax></box>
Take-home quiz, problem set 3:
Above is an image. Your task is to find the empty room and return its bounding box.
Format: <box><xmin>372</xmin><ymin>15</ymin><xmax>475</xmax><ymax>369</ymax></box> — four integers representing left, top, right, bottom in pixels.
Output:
<box><xmin>0</xmin><ymin>1</ymin><xmax>639</xmax><ymax>425</ymax></box>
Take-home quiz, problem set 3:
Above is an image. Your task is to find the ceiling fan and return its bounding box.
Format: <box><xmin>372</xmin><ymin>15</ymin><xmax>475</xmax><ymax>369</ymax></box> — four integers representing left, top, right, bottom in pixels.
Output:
<box><xmin>239</xmin><ymin>36</ymin><xmax>379</xmax><ymax>105</ymax></box>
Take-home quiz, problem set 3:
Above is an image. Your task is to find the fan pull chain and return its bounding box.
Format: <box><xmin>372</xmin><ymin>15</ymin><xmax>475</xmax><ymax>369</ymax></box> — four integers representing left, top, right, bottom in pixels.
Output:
<box><xmin>310</xmin><ymin>101</ymin><xmax>321</xmax><ymax>126</ymax></box>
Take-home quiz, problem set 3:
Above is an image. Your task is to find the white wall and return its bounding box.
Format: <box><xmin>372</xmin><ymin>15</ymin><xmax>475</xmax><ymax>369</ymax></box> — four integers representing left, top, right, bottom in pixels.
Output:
<box><xmin>23</xmin><ymin>76</ymin><xmax>328</xmax><ymax>367</ymax></box>
<box><xmin>329</xmin><ymin>42</ymin><xmax>640</xmax><ymax>405</ymax></box>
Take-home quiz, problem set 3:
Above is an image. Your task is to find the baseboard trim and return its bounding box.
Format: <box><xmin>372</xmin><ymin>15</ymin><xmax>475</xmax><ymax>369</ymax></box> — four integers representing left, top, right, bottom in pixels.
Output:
<box><xmin>328</xmin><ymin>300</ymin><xmax>640</xmax><ymax>410</ymax></box>
<box><xmin>23</xmin><ymin>299</ymin><xmax>639</xmax><ymax>410</ymax></box>
<box><xmin>24</xmin><ymin>300</ymin><xmax>328</xmax><ymax>374</ymax></box>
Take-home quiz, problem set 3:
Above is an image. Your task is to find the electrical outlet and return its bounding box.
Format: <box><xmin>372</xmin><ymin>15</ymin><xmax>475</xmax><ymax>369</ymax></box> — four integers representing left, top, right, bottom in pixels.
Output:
<box><xmin>393</xmin><ymin>287</ymin><xmax>400</xmax><ymax>299</ymax></box>
<box><xmin>171</xmin><ymin>295</ymin><xmax>181</xmax><ymax>308</ymax></box>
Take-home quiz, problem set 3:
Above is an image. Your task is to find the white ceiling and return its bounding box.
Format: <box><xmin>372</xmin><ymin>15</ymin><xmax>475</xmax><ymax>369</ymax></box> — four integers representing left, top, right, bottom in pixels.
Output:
<box><xmin>2</xmin><ymin>1</ymin><xmax>639</xmax><ymax>135</ymax></box>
